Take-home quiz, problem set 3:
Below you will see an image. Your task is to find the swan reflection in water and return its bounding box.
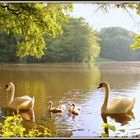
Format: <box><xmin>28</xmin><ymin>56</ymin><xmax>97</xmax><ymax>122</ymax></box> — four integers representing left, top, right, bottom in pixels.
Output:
<box><xmin>101</xmin><ymin>111</ymin><xmax>135</xmax><ymax>136</ymax></box>
<box><xmin>0</xmin><ymin>107</ymin><xmax>35</xmax><ymax>122</ymax></box>
<box><xmin>20</xmin><ymin>108</ymin><xmax>35</xmax><ymax>122</ymax></box>
<box><xmin>48</xmin><ymin>109</ymin><xmax>63</xmax><ymax>119</ymax></box>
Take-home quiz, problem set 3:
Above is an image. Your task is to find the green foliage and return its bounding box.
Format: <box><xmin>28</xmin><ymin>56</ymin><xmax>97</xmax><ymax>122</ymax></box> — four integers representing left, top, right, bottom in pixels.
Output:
<box><xmin>40</xmin><ymin>17</ymin><xmax>100</xmax><ymax>63</ymax></box>
<box><xmin>0</xmin><ymin>113</ymin><xmax>52</xmax><ymax>137</ymax></box>
<box><xmin>118</xmin><ymin>129</ymin><xmax>125</xmax><ymax>132</ymax></box>
<box><xmin>96</xmin><ymin>57</ymin><xmax>113</xmax><ymax>62</ymax></box>
<box><xmin>0</xmin><ymin>114</ymin><xmax>25</xmax><ymax>137</ymax></box>
<box><xmin>0</xmin><ymin>3</ymin><xmax>73</xmax><ymax>58</ymax></box>
<box><xmin>96</xmin><ymin>3</ymin><xmax>140</xmax><ymax>52</ymax></box>
<box><xmin>101</xmin><ymin>132</ymin><xmax>109</xmax><ymax>137</ymax></box>
<box><xmin>24</xmin><ymin>125</ymin><xmax>52</xmax><ymax>137</ymax></box>
<box><xmin>0</xmin><ymin>16</ymin><xmax>100</xmax><ymax>63</ymax></box>
<box><xmin>99</xmin><ymin>27</ymin><xmax>140</xmax><ymax>61</ymax></box>
<box><xmin>102</xmin><ymin>123</ymin><xmax>116</xmax><ymax>132</ymax></box>
<box><xmin>0</xmin><ymin>31</ymin><xmax>19</xmax><ymax>63</ymax></box>
<box><xmin>101</xmin><ymin>123</ymin><xmax>125</xmax><ymax>137</ymax></box>
<box><xmin>131</xmin><ymin>35</ymin><xmax>140</xmax><ymax>50</ymax></box>
<box><xmin>96</xmin><ymin>3</ymin><xmax>137</xmax><ymax>14</ymax></box>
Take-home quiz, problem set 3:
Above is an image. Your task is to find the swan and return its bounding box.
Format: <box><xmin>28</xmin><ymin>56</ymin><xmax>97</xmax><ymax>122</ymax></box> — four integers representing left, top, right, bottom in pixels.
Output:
<box><xmin>67</xmin><ymin>102</ymin><xmax>73</xmax><ymax>113</ymax></box>
<box><xmin>5</xmin><ymin>82</ymin><xmax>35</xmax><ymax>111</ymax></box>
<box><xmin>71</xmin><ymin>103</ymin><xmax>80</xmax><ymax>115</ymax></box>
<box><xmin>67</xmin><ymin>102</ymin><xmax>80</xmax><ymax>114</ymax></box>
<box><xmin>59</xmin><ymin>101</ymin><xmax>66</xmax><ymax>110</ymax></box>
<box><xmin>20</xmin><ymin>108</ymin><xmax>35</xmax><ymax>122</ymax></box>
<box><xmin>48</xmin><ymin>101</ymin><xmax>63</xmax><ymax>113</ymax></box>
<box><xmin>97</xmin><ymin>81</ymin><xmax>136</xmax><ymax>114</ymax></box>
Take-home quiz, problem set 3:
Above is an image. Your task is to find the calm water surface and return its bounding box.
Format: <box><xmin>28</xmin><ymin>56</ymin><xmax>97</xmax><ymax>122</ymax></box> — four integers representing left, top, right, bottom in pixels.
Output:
<box><xmin>0</xmin><ymin>62</ymin><xmax>140</xmax><ymax>137</ymax></box>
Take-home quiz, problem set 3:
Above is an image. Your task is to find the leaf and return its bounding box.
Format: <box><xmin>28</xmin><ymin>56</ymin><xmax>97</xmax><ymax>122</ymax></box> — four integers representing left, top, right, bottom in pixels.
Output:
<box><xmin>102</xmin><ymin>123</ymin><xmax>108</xmax><ymax>128</ymax></box>
<box><xmin>108</xmin><ymin>124</ymin><xmax>116</xmax><ymax>132</ymax></box>
<box><xmin>0</xmin><ymin>3</ymin><xmax>73</xmax><ymax>58</ymax></box>
<box><xmin>5</xmin><ymin>116</ymin><xmax>14</xmax><ymax>122</ymax></box>
<box><xmin>118</xmin><ymin>129</ymin><xmax>125</xmax><ymax>132</ymax></box>
<box><xmin>101</xmin><ymin>133</ymin><xmax>109</xmax><ymax>137</ymax></box>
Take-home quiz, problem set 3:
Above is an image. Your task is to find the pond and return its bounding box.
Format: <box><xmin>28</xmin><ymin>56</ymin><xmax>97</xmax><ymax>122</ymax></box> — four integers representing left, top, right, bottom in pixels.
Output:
<box><xmin>0</xmin><ymin>62</ymin><xmax>140</xmax><ymax>137</ymax></box>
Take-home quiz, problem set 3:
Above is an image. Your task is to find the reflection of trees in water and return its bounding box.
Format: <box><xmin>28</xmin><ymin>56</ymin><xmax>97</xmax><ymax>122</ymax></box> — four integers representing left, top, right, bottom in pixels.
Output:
<box><xmin>0</xmin><ymin>64</ymin><xmax>101</xmax><ymax>137</ymax></box>
<box><xmin>98</xmin><ymin>62</ymin><xmax>140</xmax><ymax>90</ymax></box>
<box><xmin>101</xmin><ymin>71</ymin><xmax>140</xmax><ymax>90</ymax></box>
<box><xmin>0</xmin><ymin>63</ymin><xmax>138</xmax><ymax>137</ymax></box>
<box><xmin>1</xmin><ymin>62</ymin><xmax>140</xmax><ymax>93</ymax></box>
<box><xmin>0</xmin><ymin>64</ymin><xmax>101</xmax><ymax>102</ymax></box>
<box><xmin>0</xmin><ymin>107</ymin><xmax>35</xmax><ymax>122</ymax></box>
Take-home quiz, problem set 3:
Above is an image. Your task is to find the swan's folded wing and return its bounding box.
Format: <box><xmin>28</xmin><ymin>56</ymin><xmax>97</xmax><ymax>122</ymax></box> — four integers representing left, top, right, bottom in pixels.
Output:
<box><xmin>10</xmin><ymin>96</ymin><xmax>32</xmax><ymax>110</ymax></box>
<box><xmin>21</xmin><ymin>96</ymin><xmax>32</xmax><ymax>100</ymax></box>
<box><xmin>108</xmin><ymin>98</ymin><xmax>134</xmax><ymax>113</ymax></box>
<box><xmin>13</xmin><ymin>96</ymin><xmax>31</xmax><ymax>103</ymax></box>
<box><xmin>108</xmin><ymin>98</ymin><xmax>121</xmax><ymax>106</ymax></box>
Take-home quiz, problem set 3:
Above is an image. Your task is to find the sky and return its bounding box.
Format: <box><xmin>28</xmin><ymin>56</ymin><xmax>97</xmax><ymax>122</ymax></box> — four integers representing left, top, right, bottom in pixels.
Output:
<box><xmin>70</xmin><ymin>3</ymin><xmax>140</xmax><ymax>33</ymax></box>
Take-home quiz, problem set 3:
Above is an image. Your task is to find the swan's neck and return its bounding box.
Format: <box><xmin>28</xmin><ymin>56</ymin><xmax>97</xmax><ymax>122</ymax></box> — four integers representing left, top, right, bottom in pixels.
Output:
<box><xmin>102</xmin><ymin>85</ymin><xmax>110</xmax><ymax>113</ymax></box>
<box><xmin>48</xmin><ymin>103</ymin><xmax>52</xmax><ymax>110</ymax></box>
<box><xmin>72</xmin><ymin>105</ymin><xmax>75</xmax><ymax>110</ymax></box>
<box><xmin>59</xmin><ymin>103</ymin><xmax>62</xmax><ymax>109</ymax></box>
<box><xmin>8</xmin><ymin>87</ymin><xmax>15</xmax><ymax>105</ymax></box>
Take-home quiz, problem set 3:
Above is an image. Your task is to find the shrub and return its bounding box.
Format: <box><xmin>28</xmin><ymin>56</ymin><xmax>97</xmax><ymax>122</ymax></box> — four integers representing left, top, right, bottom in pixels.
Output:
<box><xmin>101</xmin><ymin>123</ymin><xmax>125</xmax><ymax>137</ymax></box>
<box><xmin>0</xmin><ymin>113</ymin><xmax>52</xmax><ymax>137</ymax></box>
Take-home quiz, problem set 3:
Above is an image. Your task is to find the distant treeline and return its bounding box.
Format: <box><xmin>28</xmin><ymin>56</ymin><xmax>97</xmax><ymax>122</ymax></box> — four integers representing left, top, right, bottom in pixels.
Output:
<box><xmin>0</xmin><ymin>16</ymin><xmax>139</xmax><ymax>63</ymax></box>
<box><xmin>99</xmin><ymin>27</ymin><xmax>140</xmax><ymax>61</ymax></box>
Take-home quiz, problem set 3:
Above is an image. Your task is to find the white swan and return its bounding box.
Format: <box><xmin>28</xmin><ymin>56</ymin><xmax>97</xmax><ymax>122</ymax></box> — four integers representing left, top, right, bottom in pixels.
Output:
<box><xmin>48</xmin><ymin>101</ymin><xmax>63</xmax><ymax>113</ymax></box>
<box><xmin>97</xmin><ymin>81</ymin><xmax>136</xmax><ymax>114</ymax></box>
<box><xmin>6</xmin><ymin>82</ymin><xmax>35</xmax><ymax>111</ymax></box>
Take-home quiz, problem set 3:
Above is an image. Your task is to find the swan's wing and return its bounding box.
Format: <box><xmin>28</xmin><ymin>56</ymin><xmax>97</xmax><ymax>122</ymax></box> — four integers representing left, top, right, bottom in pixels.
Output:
<box><xmin>108</xmin><ymin>97</ymin><xmax>135</xmax><ymax>113</ymax></box>
<box><xmin>13</xmin><ymin>96</ymin><xmax>31</xmax><ymax>103</ymax></box>
<box><xmin>109</xmin><ymin>98</ymin><xmax>133</xmax><ymax>107</ymax></box>
<box><xmin>20</xmin><ymin>96</ymin><xmax>32</xmax><ymax>100</ymax></box>
<box><xmin>108</xmin><ymin>98</ymin><xmax>121</xmax><ymax>106</ymax></box>
<box><xmin>10</xmin><ymin>96</ymin><xmax>32</xmax><ymax>110</ymax></box>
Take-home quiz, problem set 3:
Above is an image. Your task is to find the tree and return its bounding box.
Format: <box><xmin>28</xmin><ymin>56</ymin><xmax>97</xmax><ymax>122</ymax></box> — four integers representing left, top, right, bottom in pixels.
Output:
<box><xmin>0</xmin><ymin>31</ymin><xmax>19</xmax><ymax>63</ymax></box>
<box><xmin>39</xmin><ymin>17</ymin><xmax>100</xmax><ymax>63</ymax></box>
<box><xmin>95</xmin><ymin>2</ymin><xmax>140</xmax><ymax>51</ymax></box>
<box><xmin>99</xmin><ymin>27</ymin><xmax>139</xmax><ymax>61</ymax></box>
<box><xmin>0</xmin><ymin>3</ymin><xmax>73</xmax><ymax>58</ymax></box>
